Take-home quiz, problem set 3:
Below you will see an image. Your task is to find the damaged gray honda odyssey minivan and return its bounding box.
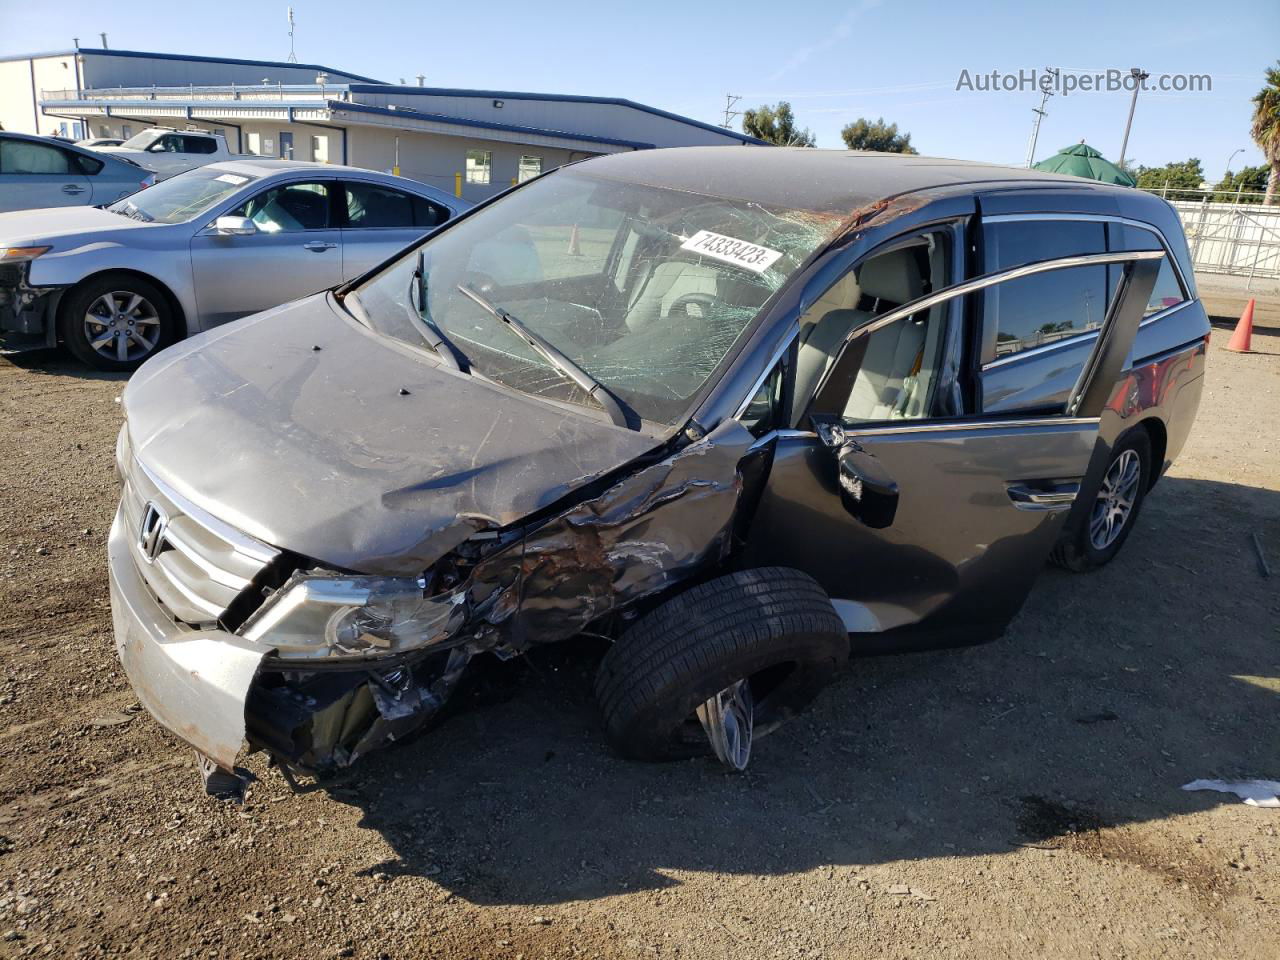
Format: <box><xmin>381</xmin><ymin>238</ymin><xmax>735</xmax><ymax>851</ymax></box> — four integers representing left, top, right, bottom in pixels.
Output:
<box><xmin>110</xmin><ymin>147</ymin><xmax>1208</xmax><ymax>790</ymax></box>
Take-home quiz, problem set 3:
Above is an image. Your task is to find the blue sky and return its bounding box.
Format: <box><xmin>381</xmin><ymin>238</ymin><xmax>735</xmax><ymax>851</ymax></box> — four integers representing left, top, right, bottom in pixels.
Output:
<box><xmin>3</xmin><ymin>0</ymin><xmax>1276</xmax><ymax>176</ymax></box>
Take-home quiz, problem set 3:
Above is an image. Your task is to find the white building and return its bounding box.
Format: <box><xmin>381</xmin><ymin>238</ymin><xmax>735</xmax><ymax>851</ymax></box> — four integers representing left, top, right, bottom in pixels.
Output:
<box><xmin>0</xmin><ymin>46</ymin><xmax>762</xmax><ymax>202</ymax></box>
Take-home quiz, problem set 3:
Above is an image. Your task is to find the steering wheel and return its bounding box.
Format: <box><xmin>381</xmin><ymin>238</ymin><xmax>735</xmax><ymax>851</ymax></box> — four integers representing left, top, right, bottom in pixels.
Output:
<box><xmin>667</xmin><ymin>292</ymin><xmax>719</xmax><ymax>320</ymax></box>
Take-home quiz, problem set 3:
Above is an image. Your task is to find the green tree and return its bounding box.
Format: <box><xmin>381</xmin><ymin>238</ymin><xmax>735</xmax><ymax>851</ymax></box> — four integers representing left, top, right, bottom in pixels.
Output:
<box><xmin>1250</xmin><ymin>61</ymin><xmax>1280</xmax><ymax>205</ymax></box>
<box><xmin>1133</xmin><ymin>158</ymin><xmax>1205</xmax><ymax>201</ymax></box>
<box><xmin>1212</xmin><ymin>164</ymin><xmax>1270</xmax><ymax>203</ymax></box>
<box><xmin>839</xmin><ymin>117</ymin><xmax>917</xmax><ymax>154</ymax></box>
<box><xmin>742</xmin><ymin>102</ymin><xmax>816</xmax><ymax>147</ymax></box>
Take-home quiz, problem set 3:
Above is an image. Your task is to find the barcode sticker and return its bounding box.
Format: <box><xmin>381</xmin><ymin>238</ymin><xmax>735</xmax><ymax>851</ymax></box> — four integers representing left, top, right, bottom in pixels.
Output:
<box><xmin>679</xmin><ymin>230</ymin><xmax>783</xmax><ymax>274</ymax></box>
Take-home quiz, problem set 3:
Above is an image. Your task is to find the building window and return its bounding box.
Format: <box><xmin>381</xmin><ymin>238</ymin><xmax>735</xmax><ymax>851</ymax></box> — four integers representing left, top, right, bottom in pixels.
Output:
<box><xmin>121</xmin><ymin>125</ymin><xmax>133</xmax><ymax>139</ymax></box>
<box><xmin>517</xmin><ymin>155</ymin><xmax>543</xmax><ymax>183</ymax></box>
<box><xmin>465</xmin><ymin>149</ymin><xmax>491</xmax><ymax>184</ymax></box>
<box><xmin>279</xmin><ymin>132</ymin><xmax>294</xmax><ymax>160</ymax></box>
<box><xmin>311</xmin><ymin>135</ymin><xmax>330</xmax><ymax>163</ymax></box>
<box><xmin>246</xmin><ymin>132</ymin><xmax>261</xmax><ymax>155</ymax></box>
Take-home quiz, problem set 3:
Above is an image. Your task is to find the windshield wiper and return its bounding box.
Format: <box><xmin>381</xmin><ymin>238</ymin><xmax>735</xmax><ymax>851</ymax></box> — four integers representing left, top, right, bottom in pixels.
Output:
<box><xmin>406</xmin><ymin>251</ymin><xmax>470</xmax><ymax>374</ymax></box>
<box><xmin>456</xmin><ymin>283</ymin><xmax>634</xmax><ymax>429</ymax></box>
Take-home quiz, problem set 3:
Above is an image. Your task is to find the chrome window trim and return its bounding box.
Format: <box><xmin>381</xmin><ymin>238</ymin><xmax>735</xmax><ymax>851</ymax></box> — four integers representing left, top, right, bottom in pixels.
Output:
<box><xmin>742</xmin><ymin>418</ymin><xmax>1101</xmax><ymax>449</ymax></box>
<box><xmin>839</xmin><ymin>416</ymin><xmax>1100</xmax><ymax>437</ymax></box>
<box><xmin>732</xmin><ymin>328</ymin><xmax>799</xmax><ymax>420</ymax></box>
<box><xmin>982</xmin><ymin>297</ymin><xmax>1195</xmax><ymax>372</ymax></box>
<box><xmin>829</xmin><ymin>250</ymin><xmax>1163</xmax><ymax>358</ymax></box>
<box><xmin>981</xmin><ymin>212</ymin><xmax>1192</xmax><ymax>302</ymax></box>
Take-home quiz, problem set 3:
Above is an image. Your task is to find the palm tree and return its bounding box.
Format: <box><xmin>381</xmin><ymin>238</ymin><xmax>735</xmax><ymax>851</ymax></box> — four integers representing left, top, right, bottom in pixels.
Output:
<box><xmin>1251</xmin><ymin>61</ymin><xmax>1280</xmax><ymax>205</ymax></box>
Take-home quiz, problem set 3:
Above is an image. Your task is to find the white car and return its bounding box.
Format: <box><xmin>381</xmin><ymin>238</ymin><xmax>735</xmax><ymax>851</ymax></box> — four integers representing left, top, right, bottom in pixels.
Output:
<box><xmin>95</xmin><ymin>128</ymin><xmax>233</xmax><ymax>180</ymax></box>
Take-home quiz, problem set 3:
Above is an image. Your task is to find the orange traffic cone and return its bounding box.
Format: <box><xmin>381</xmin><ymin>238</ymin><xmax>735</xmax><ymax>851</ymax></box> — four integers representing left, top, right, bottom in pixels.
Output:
<box><xmin>567</xmin><ymin>223</ymin><xmax>582</xmax><ymax>256</ymax></box>
<box><xmin>1225</xmin><ymin>298</ymin><xmax>1255</xmax><ymax>353</ymax></box>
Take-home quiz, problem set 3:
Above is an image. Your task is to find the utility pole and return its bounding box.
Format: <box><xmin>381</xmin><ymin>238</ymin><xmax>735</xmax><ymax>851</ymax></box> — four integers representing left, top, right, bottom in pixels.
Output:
<box><xmin>1117</xmin><ymin>67</ymin><xmax>1149</xmax><ymax>170</ymax></box>
<box><xmin>286</xmin><ymin>7</ymin><xmax>298</xmax><ymax>64</ymax></box>
<box><xmin>1024</xmin><ymin>67</ymin><xmax>1058</xmax><ymax>168</ymax></box>
<box><xmin>721</xmin><ymin>94</ymin><xmax>742</xmax><ymax>130</ymax></box>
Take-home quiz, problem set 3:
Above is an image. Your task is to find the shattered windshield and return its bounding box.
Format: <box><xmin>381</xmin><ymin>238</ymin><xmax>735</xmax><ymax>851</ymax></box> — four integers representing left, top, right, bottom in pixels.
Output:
<box><xmin>348</xmin><ymin>170</ymin><xmax>842</xmax><ymax>425</ymax></box>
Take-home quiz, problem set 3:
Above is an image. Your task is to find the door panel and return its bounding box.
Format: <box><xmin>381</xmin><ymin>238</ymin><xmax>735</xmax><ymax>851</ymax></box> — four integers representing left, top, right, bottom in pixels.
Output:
<box><xmin>0</xmin><ymin>173</ymin><xmax>91</xmax><ymax>211</ymax></box>
<box><xmin>748</xmin><ymin>420</ymin><xmax>1101</xmax><ymax>639</ymax></box>
<box><xmin>191</xmin><ymin>179</ymin><xmax>343</xmax><ymax>326</ymax></box>
<box><xmin>743</xmin><ymin>247</ymin><xmax>1161</xmax><ymax>647</ymax></box>
<box><xmin>190</xmin><ymin>230</ymin><xmax>342</xmax><ymax>325</ymax></box>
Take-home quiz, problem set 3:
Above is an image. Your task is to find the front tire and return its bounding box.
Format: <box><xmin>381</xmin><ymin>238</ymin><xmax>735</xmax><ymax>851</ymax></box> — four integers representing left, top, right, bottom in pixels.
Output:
<box><xmin>594</xmin><ymin>567</ymin><xmax>848</xmax><ymax>766</ymax></box>
<box><xmin>59</xmin><ymin>275</ymin><xmax>175</xmax><ymax>372</ymax></box>
<box><xmin>1051</xmin><ymin>428</ymin><xmax>1152</xmax><ymax>572</ymax></box>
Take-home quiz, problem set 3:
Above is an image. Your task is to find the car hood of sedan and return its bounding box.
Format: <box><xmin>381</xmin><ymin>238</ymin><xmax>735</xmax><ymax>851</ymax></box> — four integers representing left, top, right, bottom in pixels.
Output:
<box><xmin>122</xmin><ymin>294</ymin><xmax>667</xmax><ymax>576</ymax></box>
<box><xmin>0</xmin><ymin>205</ymin><xmax>151</xmax><ymax>245</ymax></box>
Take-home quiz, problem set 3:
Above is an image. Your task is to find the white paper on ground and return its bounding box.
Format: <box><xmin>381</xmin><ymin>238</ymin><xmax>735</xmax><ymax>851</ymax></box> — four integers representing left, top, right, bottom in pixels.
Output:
<box><xmin>1181</xmin><ymin>779</ymin><xmax>1280</xmax><ymax>808</ymax></box>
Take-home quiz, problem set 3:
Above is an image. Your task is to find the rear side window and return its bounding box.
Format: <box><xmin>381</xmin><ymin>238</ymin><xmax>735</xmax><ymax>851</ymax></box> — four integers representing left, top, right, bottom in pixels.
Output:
<box><xmin>183</xmin><ymin>136</ymin><xmax>218</xmax><ymax>154</ymax></box>
<box><xmin>982</xmin><ymin>220</ymin><xmax>1107</xmax><ymax>359</ymax></box>
<box><xmin>0</xmin><ymin>139</ymin><xmax>72</xmax><ymax>175</ymax></box>
<box><xmin>1110</xmin><ymin>224</ymin><xmax>1187</xmax><ymax>317</ymax></box>
<box><xmin>344</xmin><ymin>182</ymin><xmax>448</xmax><ymax>229</ymax></box>
<box><xmin>72</xmin><ymin>152</ymin><xmax>104</xmax><ymax>176</ymax></box>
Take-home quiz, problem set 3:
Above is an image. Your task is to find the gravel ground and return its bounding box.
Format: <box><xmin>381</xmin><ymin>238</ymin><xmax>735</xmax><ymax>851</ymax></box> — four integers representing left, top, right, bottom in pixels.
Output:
<box><xmin>0</xmin><ymin>328</ymin><xmax>1277</xmax><ymax>959</ymax></box>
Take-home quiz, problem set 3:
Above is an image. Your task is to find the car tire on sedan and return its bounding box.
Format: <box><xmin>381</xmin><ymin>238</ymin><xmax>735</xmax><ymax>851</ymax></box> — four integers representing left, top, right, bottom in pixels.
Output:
<box><xmin>59</xmin><ymin>274</ymin><xmax>175</xmax><ymax>372</ymax></box>
<box><xmin>1051</xmin><ymin>428</ymin><xmax>1153</xmax><ymax>572</ymax></box>
<box><xmin>594</xmin><ymin>567</ymin><xmax>849</xmax><ymax>770</ymax></box>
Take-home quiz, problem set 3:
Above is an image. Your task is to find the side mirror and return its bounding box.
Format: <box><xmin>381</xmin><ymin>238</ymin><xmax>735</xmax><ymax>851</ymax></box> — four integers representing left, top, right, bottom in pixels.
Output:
<box><xmin>214</xmin><ymin>216</ymin><xmax>257</xmax><ymax>237</ymax></box>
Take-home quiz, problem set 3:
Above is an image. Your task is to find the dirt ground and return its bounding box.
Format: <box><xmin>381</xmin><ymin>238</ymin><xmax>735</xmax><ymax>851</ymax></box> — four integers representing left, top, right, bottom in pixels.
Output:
<box><xmin>0</xmin><ymin>325</ymin><xmax>1277</xmax><ymax>960</ymax></box>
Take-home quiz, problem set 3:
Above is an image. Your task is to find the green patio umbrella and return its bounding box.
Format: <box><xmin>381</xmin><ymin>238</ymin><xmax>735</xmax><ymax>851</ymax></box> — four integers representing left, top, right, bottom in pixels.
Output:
<box><xmin>1033</xmin><ymin>142</ymin><xmax>1136</xmax><ymax>186</ymax></box>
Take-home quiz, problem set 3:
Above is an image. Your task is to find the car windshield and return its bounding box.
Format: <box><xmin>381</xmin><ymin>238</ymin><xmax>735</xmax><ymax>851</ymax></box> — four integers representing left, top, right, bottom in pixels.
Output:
<box><xmin>347</xmin><ymin>170</ymin><xmax>843</xmax><ymax>425</ymax></box>
<box><xmin>119</xmin><ymin>130</ymin><xmax>164</xmax><ymax>150</ymax></box>
<box><xmin>106</xmin><ymin>167</ymin><xmax>257</xmax><ymax>224</ymax></box>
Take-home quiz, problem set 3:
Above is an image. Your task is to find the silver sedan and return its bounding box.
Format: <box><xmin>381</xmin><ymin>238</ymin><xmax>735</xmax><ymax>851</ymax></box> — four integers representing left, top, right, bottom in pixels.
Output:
<box><xmin>0</xmin><ymin>158</ymin><xmax>469</xmax><ymax>370</ymax></box>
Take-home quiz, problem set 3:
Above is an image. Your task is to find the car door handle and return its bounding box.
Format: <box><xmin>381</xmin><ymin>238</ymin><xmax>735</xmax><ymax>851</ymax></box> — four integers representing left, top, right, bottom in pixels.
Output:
<box><xmin>303</xmin><ymin>241</ymin><xmax>338</xmax><ymax>252</ymax></box>
<box><xmin>61</xmin><ymin>184</ymin><xmax>86</xmax><ymax>195</ymax></box>
<box><xmin>1006</xmin><ymin>481</ymin><xmax>1080</xmax><ymax>512</ymax></box>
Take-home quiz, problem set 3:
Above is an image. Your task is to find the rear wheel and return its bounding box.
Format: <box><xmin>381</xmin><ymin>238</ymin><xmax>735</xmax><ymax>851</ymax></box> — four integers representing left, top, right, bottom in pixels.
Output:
<box><xmin>1051</xmin><ymin>429</ymin><xmax>1152</xmax><ymax>572</ymax></box>
<box><xmin>59</xmin><ymin>275</ymin><xmax>175</xmax><ymax>371</ymax></box>
<box><xmin>594</xmin><ymin>567</ymin><xmax>848</xmax><ymax>770</ymax></box>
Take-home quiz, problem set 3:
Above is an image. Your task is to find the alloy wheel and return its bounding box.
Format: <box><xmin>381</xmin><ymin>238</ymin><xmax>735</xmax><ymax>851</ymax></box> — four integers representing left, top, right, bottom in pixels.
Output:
<box><xmin>83</xmin><ymin>290</ymin><xmax>162</xmax><ymax>364</ymax></box>
<box><xmin>695</xmin><ymin>678</ymin><xmax>754</xmax><ymax>772</ymax></box>
<box><xmin>1089</xmin><ymin>448</ymin><xmax>1142</xmax><ymax>550</ymax></box>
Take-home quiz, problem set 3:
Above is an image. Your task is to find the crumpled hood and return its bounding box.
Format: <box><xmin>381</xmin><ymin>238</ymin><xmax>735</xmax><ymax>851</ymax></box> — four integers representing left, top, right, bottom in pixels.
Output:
<box><xmin>123</xmin><ymin>295</ymin><xmax>664</xmax><ymax>575</ymax></box>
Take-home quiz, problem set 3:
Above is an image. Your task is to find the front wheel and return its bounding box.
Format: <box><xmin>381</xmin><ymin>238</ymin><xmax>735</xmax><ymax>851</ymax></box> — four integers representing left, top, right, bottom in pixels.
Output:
<box><xmin>59</xmin><ymin>275</ymin><xmax>175</xmax><ymax>372</ymax></box>
<box><xmin>594</xmin><ymin>567</ymin><xmax>849</xmax><ymax>771</ymax></box>
<box><xmin>1051</xmin><ymin>429</ymin><xmax>1152</xmax><ymax>572</ymax></box>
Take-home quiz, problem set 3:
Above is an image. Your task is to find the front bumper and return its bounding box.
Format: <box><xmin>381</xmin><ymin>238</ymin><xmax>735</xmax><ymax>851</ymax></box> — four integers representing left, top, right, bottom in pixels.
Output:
<box><xmin>108</xmin><ymin>504</ymin><xmax>268</xmax><ymax>769</ymax></box>
<box><xmin>0</xmin><ymin>262</ymin><xmax>61</xmax><ymax>345</ymax></box>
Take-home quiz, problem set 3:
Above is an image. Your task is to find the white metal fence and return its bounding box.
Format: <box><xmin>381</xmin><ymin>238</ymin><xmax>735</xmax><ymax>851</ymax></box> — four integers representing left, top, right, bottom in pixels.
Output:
<box><xmin>1149</xmin><ymin>190</ymin><xmax>1280</xmax><ymax>285</ymax></box>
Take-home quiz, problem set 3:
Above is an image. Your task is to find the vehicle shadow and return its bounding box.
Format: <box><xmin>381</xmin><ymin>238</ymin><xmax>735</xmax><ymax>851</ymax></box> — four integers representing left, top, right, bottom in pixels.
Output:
<box><xmin>1</xmin><ymin>347</ymin><xmax>132</xmax><ymax>382</ymax></box>
<box><xmin>320</xmin><ymin>474</ymin><xmax>1278</xmax><ymax>906</ymax></box>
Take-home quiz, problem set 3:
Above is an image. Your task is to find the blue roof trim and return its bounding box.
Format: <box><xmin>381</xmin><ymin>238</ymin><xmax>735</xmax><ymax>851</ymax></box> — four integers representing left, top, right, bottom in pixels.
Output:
<box><xmin>346</xmin><ymin>84</ymin><xmax>767</xmax><ymax>145</ymax></box>
<box><xmin>37</xmin><ymin>95</ymin><xmax>656</xmax><ymax>149</ymax></box>
<box><xmin>330</xmin><ymin>101</ymin><xmax>655</xmax><ymax>149</ymax></box>
<box><xmin>0</xmin><ymin>46</ymin><xmax>384</xmax><ymax>83</ymax></box>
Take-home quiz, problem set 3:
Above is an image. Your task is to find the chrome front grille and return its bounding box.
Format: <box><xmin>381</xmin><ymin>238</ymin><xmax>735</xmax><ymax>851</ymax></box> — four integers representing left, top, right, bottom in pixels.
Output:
<box><xmin>120</xmin><ymin>456</ymin><xmax>279</xmax><ymax>625</ymax></box>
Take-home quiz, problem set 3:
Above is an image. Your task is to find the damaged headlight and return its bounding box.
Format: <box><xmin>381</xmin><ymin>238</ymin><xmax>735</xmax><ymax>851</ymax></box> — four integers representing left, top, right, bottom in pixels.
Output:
<box><xmin>238</xmin><ymin>572</ymin><xmax>467</xmax><ymax>660</ymax></box>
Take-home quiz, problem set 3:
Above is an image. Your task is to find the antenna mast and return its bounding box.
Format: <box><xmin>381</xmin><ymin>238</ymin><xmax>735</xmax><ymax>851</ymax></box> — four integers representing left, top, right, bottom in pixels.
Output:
<box><xmin>1024</xmin><ymin>67</ymin><xmax>1058</xmax><ymax>168</ymax></box>
<box><xmin>286</xmin><ymin>7</ymin><xmax>298</xmax><ymax>63</ymax></box>
<box><xmin>721</xmin><ymin>94</ymin><xmax>742</xmax><ymax>130</ymax></box>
